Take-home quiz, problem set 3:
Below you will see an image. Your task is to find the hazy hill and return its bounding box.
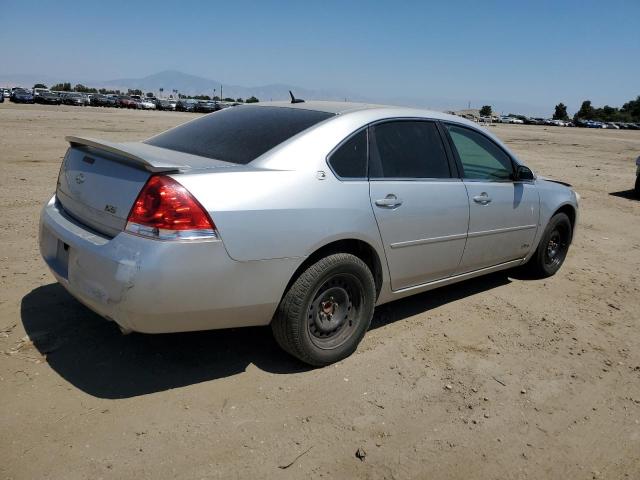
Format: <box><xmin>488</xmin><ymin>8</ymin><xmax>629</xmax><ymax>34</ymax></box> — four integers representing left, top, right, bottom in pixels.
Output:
<box><xmin>0</xmin><ymin>70</ymin><xmax>547</xmax><ymax>116</ymax></box>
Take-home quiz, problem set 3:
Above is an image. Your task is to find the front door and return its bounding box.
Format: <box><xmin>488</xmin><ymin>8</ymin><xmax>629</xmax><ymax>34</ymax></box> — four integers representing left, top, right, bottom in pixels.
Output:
<box><xmin>443</xmin><ymin>123</ymin><xmax>540</xmax><ymax>273</ymax></box>
<box><xmin>368</xmin><ymin>120</ymin><xmax>470</xmax><ymax>290</ymax></box>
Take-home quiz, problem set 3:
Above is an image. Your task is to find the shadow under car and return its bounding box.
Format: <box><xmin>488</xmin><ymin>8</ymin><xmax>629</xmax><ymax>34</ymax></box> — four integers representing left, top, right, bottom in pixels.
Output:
<box><xmin>22</xmin><ymin>272</ymin><xmax>513</xmax><ymax>399</ymax></box>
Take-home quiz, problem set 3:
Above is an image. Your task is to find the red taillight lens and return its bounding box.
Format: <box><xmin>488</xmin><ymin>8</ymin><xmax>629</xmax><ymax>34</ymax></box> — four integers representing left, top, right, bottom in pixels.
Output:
<box><xmin>125</xmin><ymin>175</ymin><xmax>217</xmax><ymax>240</ymax></box>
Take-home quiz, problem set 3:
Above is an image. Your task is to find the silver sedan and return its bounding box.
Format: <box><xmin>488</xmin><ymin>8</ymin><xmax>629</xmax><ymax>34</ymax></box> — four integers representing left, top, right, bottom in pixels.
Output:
<box><xmin>39</xmin><ymin>101</ymin><xmax>579</xmax><ymax>365</ymax></box>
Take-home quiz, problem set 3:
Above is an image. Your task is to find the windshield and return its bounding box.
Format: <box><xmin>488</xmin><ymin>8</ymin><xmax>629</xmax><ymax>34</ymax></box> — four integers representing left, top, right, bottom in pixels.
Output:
<box><xmin>146</xmin><ymin>106</ymin><xmax>334</xmax><ymax>165</ymax></box>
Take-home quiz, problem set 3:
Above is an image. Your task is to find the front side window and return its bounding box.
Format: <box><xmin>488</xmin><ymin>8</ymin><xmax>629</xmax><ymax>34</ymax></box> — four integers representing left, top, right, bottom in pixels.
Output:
<box><xmin>369</xmin><ymin>121</ymin><xmax>451</xmax><ymax>179</ymax></box>
<box><xmin>445</xmin><ymin>124</ymin><xmax>513</xmax><ymax>180</ymax></box>
<box><xmin>328</xmin><ymin>129</ymin><xmax>367</xmax><ymax>178</ymax></box>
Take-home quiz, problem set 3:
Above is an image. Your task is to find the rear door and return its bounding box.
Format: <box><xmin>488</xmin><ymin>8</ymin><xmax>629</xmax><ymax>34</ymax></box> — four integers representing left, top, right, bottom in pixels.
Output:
<box><xmin>368</xmin><ymin>120</ymin><xmax>470</xmax><ymax>290</ymax></box>
<box><xmin>443</xmin><ymin>123</ymin><xmax>539</xmax><ymax>273</ymax></box>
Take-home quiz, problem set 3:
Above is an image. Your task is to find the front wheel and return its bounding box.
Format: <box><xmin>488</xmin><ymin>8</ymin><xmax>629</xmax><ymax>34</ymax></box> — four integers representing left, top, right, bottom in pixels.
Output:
<box><xmin>635</xmin><ymin>175</ymin><xmax>640</xmax><ymax>198</ymax></box>
<box><xmin>524</xmin><ymin>212</ymin><xmax>572</xmax><ymax>278</ymax></box>
<box><xmin>271</xmin><ymin>253</ymin><xmax>376</xmax><ymax>366</ymax></box>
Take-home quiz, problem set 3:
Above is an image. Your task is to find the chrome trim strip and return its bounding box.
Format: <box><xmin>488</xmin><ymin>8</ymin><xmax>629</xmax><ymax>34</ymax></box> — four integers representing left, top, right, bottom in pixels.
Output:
<box><xmin>467</xmin><ymin>224</ymin><xmax>537</xmax><ymax>239</ymax></box>
<box><xmin>390</xmin><ymin>232</ymin><xmax>467</xmax><ymax>249</ymax></box>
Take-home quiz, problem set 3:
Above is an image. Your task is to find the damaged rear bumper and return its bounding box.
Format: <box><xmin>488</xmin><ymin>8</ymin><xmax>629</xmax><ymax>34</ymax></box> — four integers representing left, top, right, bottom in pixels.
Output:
<box><xmin>39</xmin><ymin>195</ymin><xmax>298</xmax><ymax>333</ymax></box>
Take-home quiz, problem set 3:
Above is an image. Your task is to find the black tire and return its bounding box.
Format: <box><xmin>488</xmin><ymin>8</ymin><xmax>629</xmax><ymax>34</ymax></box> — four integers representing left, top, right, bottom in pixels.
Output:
<box><xmin>525</xmin><ymin>212</ymin><xmax>572</xmax><ymax>278</ymax></box>
<box><xmin>635</xmin><ymin>175</ymin><xmax>640</xmax><ymax>198</ymax></box>
<box><xmin>271</xmin><ymin>253</ymin><xmax>376</xmax><ymax>366</ymax></box>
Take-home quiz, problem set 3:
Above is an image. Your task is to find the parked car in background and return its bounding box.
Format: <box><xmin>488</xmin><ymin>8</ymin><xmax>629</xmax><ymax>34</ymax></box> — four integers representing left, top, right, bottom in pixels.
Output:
<box><xmin>583</xmin><ymin>120</ymin><xmax>605</xmax><ymax>128</ymax></box>
<box><xmin>32</xmin><ymin>87</ymin><xmax>51</xmax><ymax>101</ymax></box>
<box><xmin>139</xmin><ymin>98</ymin><xmax>157</xmax><ymax>110</ymax></box>
<box><xmin>194</xmin><ymin>100</ymin><xmax>219</xmax><ymax>113</ymax></box>
<box><xmin>0</xmin><ymin>92</ymin><xmax>3</xmax><ymax>103</ymax></box>
<box><xmin>2</xmin><ymin>89</ymin><xmax>10</xmax><ymax>98</ymax></box>
<box><xmin>499</xmin><ymin>116</ymin><xmax>523</xmax><ymax>124</ymax></box>
<box><xmin>62</xmin><ymin>93</ymin><xmax>86</xmax><ymax>106</ymax></box>
<box><xmin>176</xmin><ymin>98</ymin><xmax>198</xmax><ymax>112</ymax></box>
<box><xmin>90</xmin><ymin>94</ymin><xmax>109</xmax><ymax>107</ymax></box>
<box><xmin>156</xmin><ymin>99</ymin><xmax>177</xmax><ymax>111</ymax></box>
<box><xmin>104</xmin><ymin>95</ymin><xmax>118</xmax><ymax>107</ymax></box>
<box><xmin>35</xmin><ymin>91</ymin><xmax>61</xmax><ymax>105</ymax></box>
<box><xmin>39</xmin><ymin>102</ymin><xmax>579</xmax><ymax>366</ymax></box>
<box><xmin>117</xmin><ymin>96</ymin><xmax>138</xmax><ymax>109</ymax></box>
<box><xmin>10</xmin><ymin>89</ymin><xmax>34</xmax><ymax>103</ymax></box>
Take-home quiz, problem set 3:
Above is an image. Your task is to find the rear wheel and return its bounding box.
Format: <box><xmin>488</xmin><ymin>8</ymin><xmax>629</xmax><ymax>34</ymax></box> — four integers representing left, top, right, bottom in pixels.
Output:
<box><xmin>525</xmin><ymin>212</ymin><xmax>572</xmax><ymax>278</ymax></box>
<box><xmin>635</xmin><ymin>175</ymin><xmax>640</xmax><ymax>198</ymax></box>
<box><xmin>271</xmin><ymin>253</ymin><xmax>376</xmax><ymax>366</ymax></box>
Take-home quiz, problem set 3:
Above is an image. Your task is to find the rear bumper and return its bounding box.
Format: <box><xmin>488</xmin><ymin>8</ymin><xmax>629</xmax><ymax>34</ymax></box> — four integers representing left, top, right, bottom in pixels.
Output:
<box><xmin>39</xmin><ymin>196</ymin><xmax>299</xmax><ymax>333</ymax></box>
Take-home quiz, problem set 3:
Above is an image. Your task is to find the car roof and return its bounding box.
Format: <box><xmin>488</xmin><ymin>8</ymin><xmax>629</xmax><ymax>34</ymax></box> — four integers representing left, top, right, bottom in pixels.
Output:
<box><xmin>251</xmin><ymin>100</ymin><xmax>477</xmax><ymax>125</ymax></box>
<box><xmin>252</xmin><ymin>100</ymin><xmax>386</xmax><ymax>114</ymax></box>
<box><xmin>248</xmin><ymin>101</ymin><xmax>522</xmax><ymax>168</ymax></box>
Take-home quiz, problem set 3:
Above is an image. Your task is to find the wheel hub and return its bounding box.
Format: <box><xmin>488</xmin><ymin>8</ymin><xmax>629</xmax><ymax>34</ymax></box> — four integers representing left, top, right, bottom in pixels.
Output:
<box><xmin>547</xmin><ymin>238</ymin><xmax>559</xmax><ymax>258</ymax></box>
<box><xmin>544</xmin><ymin>230</ymin><xmax>566</xmax><ymax>267</ymax></box>
<box><xmin>314</xmin><ymin>287</ymin><xmax>349</xmax><ymax>333</ymax></box>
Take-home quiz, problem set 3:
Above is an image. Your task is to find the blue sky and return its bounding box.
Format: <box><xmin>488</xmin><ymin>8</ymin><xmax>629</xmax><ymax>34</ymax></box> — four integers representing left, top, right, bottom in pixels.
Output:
<box><xmin>1</xmin><ymin>0</ymin><xmax>638</xmax><ymax>115</ymax></box>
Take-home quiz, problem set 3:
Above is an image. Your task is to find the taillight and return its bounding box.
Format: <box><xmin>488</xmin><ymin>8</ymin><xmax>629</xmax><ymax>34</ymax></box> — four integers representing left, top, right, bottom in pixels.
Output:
<box><xmin>125</xmin><ymin>175</ymin><xmax>217</xmax><ymax>240</ymax></box>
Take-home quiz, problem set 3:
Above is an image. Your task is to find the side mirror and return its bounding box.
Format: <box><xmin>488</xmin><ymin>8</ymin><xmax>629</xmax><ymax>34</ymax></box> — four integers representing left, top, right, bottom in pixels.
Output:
<box><xmin>515</xmin><ymin>165</ymin><xmax>535</xmax><ymax>181</ymax></box>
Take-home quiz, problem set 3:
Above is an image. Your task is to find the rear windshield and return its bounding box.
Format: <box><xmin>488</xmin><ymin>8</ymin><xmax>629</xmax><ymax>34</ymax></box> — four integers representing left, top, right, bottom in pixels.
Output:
<box><xmin>145</xmin><ymin>105</ymin><xmax>334</xmax><ymax>164</ymax></box>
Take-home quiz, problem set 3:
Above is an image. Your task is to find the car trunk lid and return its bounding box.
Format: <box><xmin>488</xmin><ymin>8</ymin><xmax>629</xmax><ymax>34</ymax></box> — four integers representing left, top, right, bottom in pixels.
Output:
<box><xmin>57</xmin><ymin>136</ymin><xmax>236</xmax><ymax>237</ymax></box>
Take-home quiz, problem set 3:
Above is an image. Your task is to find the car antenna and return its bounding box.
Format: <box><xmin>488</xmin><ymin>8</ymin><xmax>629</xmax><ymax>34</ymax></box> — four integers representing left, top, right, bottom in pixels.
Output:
<box><xmin>289</xmin><ymin>90</ymin><xmax>305</xmax><ymax>104</ymax></box>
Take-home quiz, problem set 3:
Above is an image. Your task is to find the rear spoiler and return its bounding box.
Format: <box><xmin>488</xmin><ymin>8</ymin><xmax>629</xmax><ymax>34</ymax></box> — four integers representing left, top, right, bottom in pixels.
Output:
<box><xmin>65</xmin><ymin>136</ymin><xmax>232</xmax><ymax>173</ymax></box>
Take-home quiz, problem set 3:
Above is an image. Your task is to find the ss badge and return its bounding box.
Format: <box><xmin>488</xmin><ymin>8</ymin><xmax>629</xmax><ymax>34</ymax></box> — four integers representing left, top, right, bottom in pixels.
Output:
<box><xmin>104</xmin><ymin>204</ymin><xmax>117</xmax><ymax>215</ymax></box>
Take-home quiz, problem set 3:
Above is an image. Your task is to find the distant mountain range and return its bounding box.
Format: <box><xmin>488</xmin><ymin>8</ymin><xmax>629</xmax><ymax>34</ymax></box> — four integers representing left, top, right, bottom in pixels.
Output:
<box><xmin>99</xmin><ymin>70</ymin><xmax>372</xmax><ymax>103</ymax></box>
<box><xmin>0</xmin><ymin>70</ymin><xmax>367</xmax><ymax>102</ymax></box>
<box><xmin>0</xmin><ymin>70</ymin><xmax>548</xmax><ymax>116</ymax></box>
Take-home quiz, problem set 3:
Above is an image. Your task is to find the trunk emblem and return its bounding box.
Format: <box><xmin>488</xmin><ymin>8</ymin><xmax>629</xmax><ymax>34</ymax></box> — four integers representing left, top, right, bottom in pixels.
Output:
<box><xmin>75</xmin><ymin>173</ymin><xmax>85</xmax><ymax>184</ymax></box>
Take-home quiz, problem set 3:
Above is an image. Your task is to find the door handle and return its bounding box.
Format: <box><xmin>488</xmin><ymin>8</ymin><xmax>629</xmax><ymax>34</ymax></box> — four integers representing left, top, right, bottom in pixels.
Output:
<box><xmin>375</xmin><ymin>194</ymin><xmax>403</xmax><ymax>208</ymax></box>
<box><xmin>473</xmin><ymin>192</ymin><xmax>492</xmax><ymax>205</ymax></box>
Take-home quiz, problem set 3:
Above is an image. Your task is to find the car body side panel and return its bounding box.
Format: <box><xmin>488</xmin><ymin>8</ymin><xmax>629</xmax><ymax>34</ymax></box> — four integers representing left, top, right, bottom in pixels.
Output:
<box><xmin>522</xmin><ymin>179</ymin><xmax>579</xmax><ymax>262</ymax></box>
<box><xmin>369</xmin><ymin>179</ymin><xmax>469</xmax><ymax>290</ymax></box>
<box><xmin>175</xmin><ymin>170</ymin><xmax>385</xmax><ymax>264</ymax></box>
<box><xmin>456</xmin><ymin>181</ymin><xmax>540</xmax><ymax>273</ymax></box>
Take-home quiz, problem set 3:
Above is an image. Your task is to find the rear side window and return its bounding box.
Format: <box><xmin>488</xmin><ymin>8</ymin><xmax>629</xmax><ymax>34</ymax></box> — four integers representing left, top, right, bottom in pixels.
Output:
<box><xmin>369</xmin><ymin>121</ymin><xmax>451</xmax><ymax>179</ymax></box>
<box><xmin>328</xmin><ymin>129</ymin><xmax>368</xmax><ymax>179</ymax></box>
<box><xmin>146</xmin><ymin>106</ymin><xmax>334</xmax><ymax>164</ymax></box>
<box><xmin>445</xmin><ymin>124</ymin><xmax>513</xmax><ymax>180</ymax></box>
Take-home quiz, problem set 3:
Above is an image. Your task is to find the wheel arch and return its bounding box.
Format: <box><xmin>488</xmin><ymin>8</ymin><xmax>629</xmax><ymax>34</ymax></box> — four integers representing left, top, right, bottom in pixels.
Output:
<box><xmin>283</xmin><ymin>239</ymin><xmax>384</xmax><ymax>300</ymax></box>
<box><xmin>553</xmin><ymin>203</ymin><xmax>577</xmax><ymax>240</ymax></box>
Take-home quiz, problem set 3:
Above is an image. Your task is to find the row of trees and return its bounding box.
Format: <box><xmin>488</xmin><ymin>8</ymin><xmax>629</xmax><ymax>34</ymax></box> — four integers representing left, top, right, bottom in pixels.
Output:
<box><xmin>39</xmin><ymin>83</ymin><xmax>260</xmax><ymax>103</ymax></box>
<box><xmin>552</xmin><ymin>98</ymin><xmax>640</xmax><ymax>122</ymax></box>
<box><xmin>479</xmin><ymin>96</ymin><xmax>639</xmax><ymax>123</ymax></box>
<box><xmin>572</xmin><ymin>97</ymin><xmax>640</xmax><ymax>122</ymax></box>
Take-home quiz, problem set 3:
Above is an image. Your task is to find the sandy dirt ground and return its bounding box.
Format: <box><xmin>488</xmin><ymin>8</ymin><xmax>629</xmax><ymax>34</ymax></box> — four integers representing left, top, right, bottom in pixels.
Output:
<box><xmin>1</xmin><ymin>103</ymin><xmax>639</xmax><ymax>480</ymax></box>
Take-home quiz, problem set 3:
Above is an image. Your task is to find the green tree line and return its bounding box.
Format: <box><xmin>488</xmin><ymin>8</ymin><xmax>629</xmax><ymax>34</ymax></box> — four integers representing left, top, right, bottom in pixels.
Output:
<box><xmin>572</xmin><ymin>97</ymin><xmax>640</xmax><ymax>122</ymax></box>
